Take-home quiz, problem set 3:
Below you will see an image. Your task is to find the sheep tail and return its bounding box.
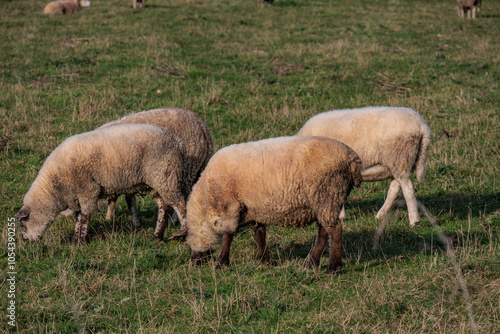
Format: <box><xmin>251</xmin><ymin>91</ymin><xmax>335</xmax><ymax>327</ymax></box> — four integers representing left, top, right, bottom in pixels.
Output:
<box><xmin>415</xmin><ymin>129</ymin><xmax>432</xmax><ymax>183</ymax></box>
<box><xmin>350</xmin><ymin>156</ymin><xmax>363</xmax><ymax>188</ymax></box>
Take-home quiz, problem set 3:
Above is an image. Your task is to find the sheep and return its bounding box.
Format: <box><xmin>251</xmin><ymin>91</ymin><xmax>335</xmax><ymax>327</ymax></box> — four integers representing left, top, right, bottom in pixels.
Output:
<box><xmin>98</xmin><ymin>108</ymin><xmax>214</xmax><ymax>227</ymax></box>
<box><xmin>457</xmin><ymin>0</ymin><xmax>482</xmax><ymax>18</ymax></box>
<box><xmin>133</xmin><ymin>0</ymin><xmax>145</xmax><ymax>10</ymax></box>
<box><xmin>170</xmin><ymin>136</ymin><xmax>362</xmax><ymax>274</ymax></box>
<box><xmin>297</xmin><ymin>106</ymin><xmax>432</xmax><ymax>227</ymax></box>
<box><xmin>43</xmin><ymin>0</ymin><xmax>90</xmax><ymax>15</ymax></box>
<box><xmin>15</xmin><ymin>124</ymin><xmax>188</xmax><ymax>243</ymax></box>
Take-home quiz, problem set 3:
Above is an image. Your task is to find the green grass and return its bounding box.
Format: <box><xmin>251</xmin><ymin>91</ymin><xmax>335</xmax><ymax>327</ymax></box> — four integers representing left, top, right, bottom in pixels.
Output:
<box><xmin>1</xmin><ymin>0</ymin><xmax>499</xmax><ymax>332</ymax></box>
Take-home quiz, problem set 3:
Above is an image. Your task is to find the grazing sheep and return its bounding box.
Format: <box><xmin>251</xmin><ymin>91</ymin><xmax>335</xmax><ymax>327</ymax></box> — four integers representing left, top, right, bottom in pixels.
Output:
<box><xmin>133</xmin><ymin>0</ymin><xmax>145</xmax><ymax>9</ymax></box>
<box><xmin>457</xmin><ymin>0</ymin><xmax>482</xmax><ymax>18</ymax></box>
<box><xmin>15</xmin><ymin>124</ymin><xmax>187</xmax><ymax>243</ymax></box>
<box><xmin>298</xmin><ymin>106</ymin><xmax>432</xmax><ymax>227</ymax></box>
<box><xmin>258</xmin><ymin>0</ymin><xmax>274</xmax><ymax>8</ymax></box>
<box><xmin>171</xmin><ymin>136</ymin><xmax>362</xmax><ymax>274</ymax></box>
<box><xmin>43</xmin><ymin>0</ymin><xmax>90</xmax><ymax>15</ymax></box>
<box><xmin>99</xmin><ymin>108</ymin><xmax>214</xmax><ymax>226</ymax></box>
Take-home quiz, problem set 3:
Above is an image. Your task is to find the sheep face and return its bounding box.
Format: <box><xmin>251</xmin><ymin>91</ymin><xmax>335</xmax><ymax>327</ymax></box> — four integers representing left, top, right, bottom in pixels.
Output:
<box><xmin>14</xmin><ymin>206</ymin><xmax>52</xmax><ymax>242</ymax></box>
<box><xmin>178</xmin><ymin>219</ymin><xmax>223</xmax><ymax>262</ymax></box>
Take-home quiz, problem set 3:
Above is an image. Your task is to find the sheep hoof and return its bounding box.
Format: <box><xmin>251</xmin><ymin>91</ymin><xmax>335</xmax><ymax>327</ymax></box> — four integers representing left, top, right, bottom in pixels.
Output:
<box><xmin>328</xmin><ymin>263</ymin><xmax>343</xmax><ymax>275</ymax></box>
<box><xmin>73</xmin><ymin>235</ymin><xmax>89</xmax><ymax>245</ymax></box>
<box><xmin>304</xmin><ymin>257</ymin><xmax>320</xmax><ymax>269</ymax></box>
<box><xmin>216</xmin><ymin>261</ymin><xmax>229</xmax><ymax>269</ymax></box>
<box><xmin>153</xmin><ymin>233</ymin><xmax>164</xmax><ymax>241</ymax></box>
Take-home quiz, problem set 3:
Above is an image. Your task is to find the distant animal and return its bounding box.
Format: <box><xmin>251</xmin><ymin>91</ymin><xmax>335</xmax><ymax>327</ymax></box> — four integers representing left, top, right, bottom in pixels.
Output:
<box><xmin>15</xmin><ymin>124</ymin><xmax>188</xmax><ymax>243</ymax></box>
<box><xmin>99</xmin><ymin>108</ymin><xmax>214</xmax><ymax>228</ymax></box>
<box><xmin>259</xmin><ymin>0</ymin><xmax>274</xmax><ymax>8</ymax></box>
<box><xmin>298</xmin><ymin>106</ymin><xmax>432</xmax><ymax>227</ymax></box>
<box><xmin>170</xmin><ymin>136</ymin><xmax>362</xmax><ymax>274</ymax></box>
<box><xmin>456</xmin><ymin>0</ymin><xmax>482</xmax><ymax>18</ymax></box>
<box><xmin>133</xmin><ymin>0</ymin><xmax>146</xmax><ymax>9</ymax></box>
<box><xmin>43</xmin><ymin>0</ymin><xmax>90</xmax><ymax>15</ymax></box>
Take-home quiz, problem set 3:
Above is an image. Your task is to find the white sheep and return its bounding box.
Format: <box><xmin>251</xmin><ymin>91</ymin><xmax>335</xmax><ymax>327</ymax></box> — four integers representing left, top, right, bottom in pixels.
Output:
<box><xmin>99</xmin><ymin>108</ymin><xmax>213</xmax><ymax>227</ymax></box>
<box><xmin>298</xmin><ymin>106</ymin><xmax>432</xmax><ymax>227</ymax></box>
<box><xmin>457</xmin><ymin>0</ymin><xmax>482</xmax><ymax>18</ymax></box>
<box><xmin>15</xmin><ymin>124</ymin><xmax>187</xmax><ymax>243</ymax></box>
<box><xmin>43</xmin><ymin>0</ymin><xmax>90</xmax><ymax>15</ymax></box>
<box><xmin>171</xmin><ymin>136</ymin><xmax>362</xmax><ymax>274</ymax></box>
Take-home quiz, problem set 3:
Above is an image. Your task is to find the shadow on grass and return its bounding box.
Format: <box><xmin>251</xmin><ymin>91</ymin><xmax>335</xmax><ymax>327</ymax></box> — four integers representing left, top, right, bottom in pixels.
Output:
<box><xmin>271</xmin><ymin>226</ymin><xmax>496</xmax><ymax>273</ymax></box>
<box><xmin>347</xmin><ymin>191</ymin><xmax>500</xmax><ymax>222</ymax></box>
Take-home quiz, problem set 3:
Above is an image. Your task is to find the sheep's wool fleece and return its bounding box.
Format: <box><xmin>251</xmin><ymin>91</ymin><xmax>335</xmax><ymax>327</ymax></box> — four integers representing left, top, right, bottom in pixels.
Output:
<box><xmin>44</xmin><ymin>1</ymin><xmax>80</xmax><ymax>14</ymax></box>
<box><xmin>185</xmin><ymin>136</ymin><xmax>361</xmax><ymax>251</ymax></box>
<box><xmin>24</xmin><ymin>124</ymin><xmax>186</xmax><ymax>215</ymax></box>
<box><xmin>298</xmin><ymin>106</ymin><xmax>431</xmax><ymax>178</ymax></box>
<box><xmin>101</xmin><ymin>108</ymin><xmax>213</xmax><ymax>190</ymax></box>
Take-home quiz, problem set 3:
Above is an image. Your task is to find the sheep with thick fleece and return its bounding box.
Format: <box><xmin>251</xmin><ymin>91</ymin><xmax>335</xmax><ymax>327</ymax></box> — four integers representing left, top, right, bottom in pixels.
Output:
<box><xmin>15</xmin><ymin>124</ymin><xmax>187</xmax><ymax>243</ymax></box>
<box><xmin>456</xmin><ymin>0</ymin><xmax>482</xmax><ymax>19</ymax></box>
<box><xmin>298</xmin><ymin>106</ymin><xmax>432</xmax><ymax>227</ymax></box>
<box><xmin>171</xmin><ymin>136</ymin><xmax>362</xmax><ymax>274</ymax></box>
<box><xmin>99</xmin><ymin>108</ymin><xmax>214</xmax><ymax>226</ymax></box>
<box><xmin>43</xmin><ymin>0</ymin><xmax>90</xmax><ymax>15</ymax></box>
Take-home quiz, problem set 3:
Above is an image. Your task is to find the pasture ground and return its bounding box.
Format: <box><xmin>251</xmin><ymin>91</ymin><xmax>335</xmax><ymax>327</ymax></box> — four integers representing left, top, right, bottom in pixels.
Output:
<box><xmin>0</xmin><ymin>0</ymin><xmax>499</xmax><ymax>332</ymax></box>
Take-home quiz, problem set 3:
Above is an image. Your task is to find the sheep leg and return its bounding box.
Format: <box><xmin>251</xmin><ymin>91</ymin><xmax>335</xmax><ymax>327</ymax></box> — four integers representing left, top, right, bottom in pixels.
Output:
<box><xmin>153</xmin><ymin>196</ymin><xmax>168</xmax><ymax>240</ymax></box>
<box><xmin>398</xmin><ymin>178</ymin><xmax>420</xmax><ymax>227</ymax></box>
<box><xmin>105</xmin><ymin>196</ymin><xmax>117</xmax><ymax>221</ymax></box>
<box><xmin>171</xmin><ymin>200</ymin><xmax>187</xmax><ymax>227</ymax></box>
<box><xmin>305</xmin><ymin>225</ymin><xmax>329</xmax><ymax>268</ymax></box>
<box><xmin>327</xmin><ymin>223</ymin><xmax>343</xmax><ymax>274</ymax></box>
<box><xmin>216</xmin><ymin>232</ymin><xmax>234</xmax><ymax>268</ymax></box>
<box><xmin>125</xmin><ymin>194</ymin><xmax>141</xmax><ymax>227</ymax></box>
<box><xmin>253</xmin><ymin>223</ymin><xmax>270</xmax><ymax>262</ymax></box>
<box><xmin>339</xmin><ymin>205</ymin><xmax>346</xmax><ymax>221</ymax></box>
<box><xmin>375</xmin><ymin>179</ymin><xmax>401</xmax><ymax>220</ymax></box>
<box><xmin>73</xmin><ymin>212</ymin><xmax>92</xmax><ymax>244</ymax></box>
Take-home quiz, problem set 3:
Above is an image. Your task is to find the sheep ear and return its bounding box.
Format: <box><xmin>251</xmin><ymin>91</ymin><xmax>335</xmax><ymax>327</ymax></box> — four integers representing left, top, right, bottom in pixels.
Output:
<box><xmin>15</xmin><ymin>206</ymin><xmax>31</xmax><ymax>221</ymax></box>
<box><xmin>168</xmin><ymin>227</ymin><xmax>188</xmax><ymax>240</ymax></box>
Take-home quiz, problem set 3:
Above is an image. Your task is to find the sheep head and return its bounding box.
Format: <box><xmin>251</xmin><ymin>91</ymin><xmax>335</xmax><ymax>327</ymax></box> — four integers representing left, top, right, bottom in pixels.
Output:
<box><xmin>15</xmin><ymin>206</ymin><xmax>53</xmax><ymax>242</ymax></box>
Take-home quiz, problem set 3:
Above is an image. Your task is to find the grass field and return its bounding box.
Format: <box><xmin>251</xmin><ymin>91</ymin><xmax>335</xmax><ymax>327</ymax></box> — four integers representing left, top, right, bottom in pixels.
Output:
<box><xmin>1</xmin><ymin>0</ymin><xmax>499</xmax><ymax>332</ymax></box>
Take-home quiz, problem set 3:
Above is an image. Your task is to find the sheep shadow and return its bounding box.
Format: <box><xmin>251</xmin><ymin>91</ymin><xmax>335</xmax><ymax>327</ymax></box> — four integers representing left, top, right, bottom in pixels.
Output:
<box><xmin>346</xmin><ymin>191</ymin><xmax>499</xmax><ymax>222</ymax></box>
<box><xmin>268</xmin><ymin>224</ymin><xmax>494</xmax><ymax>273</ymax></box>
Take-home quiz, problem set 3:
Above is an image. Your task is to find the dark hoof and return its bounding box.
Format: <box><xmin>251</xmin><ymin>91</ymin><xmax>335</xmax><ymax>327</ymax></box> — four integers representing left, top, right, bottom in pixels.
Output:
<box><xmin>216</xmin><ymin>261</ymin><xmax>229</xmax><ymax>270</ymax></box>
<box><xmin>154</xmin><ymin>233</ymin><xmax>164</xmax><ymax>241</ymax></box>
<box><xmin>328</xmin><ymin>263</ymin><xmax>343</xmax><ymax>275</ymax></box>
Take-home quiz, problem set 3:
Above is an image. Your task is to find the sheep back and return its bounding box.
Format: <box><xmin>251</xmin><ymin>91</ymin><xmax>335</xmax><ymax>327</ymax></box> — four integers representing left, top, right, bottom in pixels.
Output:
<box><xmin>44</xmin><ymin>0</ymin><xmax>81</xmax><ymax>15</ymax></box>
<box><xmin>100</xmin><ymin>108</ymin><xmax>213</xmax><ymax>193</ymax></box>
<box><xmin>298</xmin><ymin>106</ymin><xmax>432</xmax><ymax>182</ymax></box>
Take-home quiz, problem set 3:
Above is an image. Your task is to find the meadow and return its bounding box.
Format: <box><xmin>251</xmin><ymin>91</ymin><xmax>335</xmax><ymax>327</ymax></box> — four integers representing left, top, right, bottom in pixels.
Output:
<box><xmin>0</xmin><ymin>0</ymin><xmax>499</xmax><ymax>332</ymax></box>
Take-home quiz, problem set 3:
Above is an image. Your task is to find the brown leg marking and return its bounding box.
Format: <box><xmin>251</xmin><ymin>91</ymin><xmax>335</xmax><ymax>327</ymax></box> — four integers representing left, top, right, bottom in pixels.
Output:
<box><xmin>216</xmin><ymin>232</ymin><xmax>234</xmax><ymax>269</ymax></box>
<box><xmin>327</xmin><ymin>223</ymin><xmax>343</xmax><ymax>274</ymax></box>
<box><xmin>254</xmin><ymin>223</ymin><xmax>270</xmax><ymax>262</ymax></box>
<box><xmin>106</xmin><ymin>197</ymin><xmax>117</xmax><ymax>221</ymax></box>
<box><xmin>306</xmin><ymin>225</ymin><xmax>329</xmax><ymax>269</ymax></box>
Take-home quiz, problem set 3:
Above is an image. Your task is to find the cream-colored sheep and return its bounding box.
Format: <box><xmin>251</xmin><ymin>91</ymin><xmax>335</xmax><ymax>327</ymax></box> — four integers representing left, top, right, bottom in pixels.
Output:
<box><xmin>457</xmin><ymin>0</ymin><xmax>481</xmax><ymax>18</ymax></box>
<box><xmin>99</xmin><ymin>108</ymin><xmax>214</xmax><ymax>227</ymax></box>
<box><xmin>171</xmin><ymin>136</ymin><xmax>362</xmax><ymax>274</ymax></box>
<box><xmin>298</xmin><ymin>106</ymin><xmax>432</xmax><ymax>227</ymax></box>
<box><xmin>43</xmin><ymin>0</ymin><xmax>90</xmax><ymax>15</ymax></box>
<box><xmin>15</xmin><ymin>124</ymin><xmax>187</xmax><ymax>243</ymax></box>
